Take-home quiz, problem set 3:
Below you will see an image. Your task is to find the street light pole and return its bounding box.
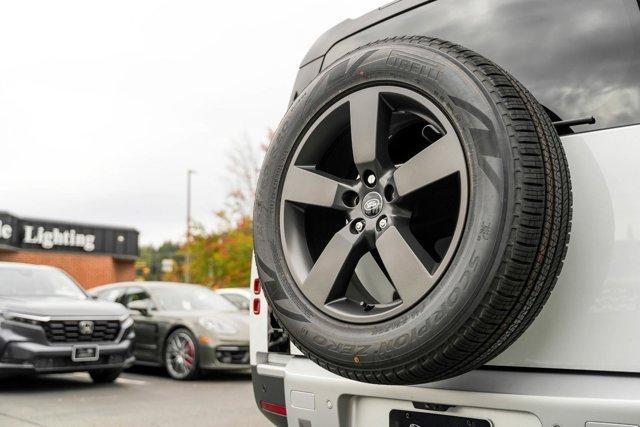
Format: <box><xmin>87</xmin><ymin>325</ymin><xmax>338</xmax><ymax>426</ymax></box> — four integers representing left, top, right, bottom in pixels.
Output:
<box><xmin>185</xmin><ymin>169</ymin><xmax>196</xmax><ymax>283</ymax></box>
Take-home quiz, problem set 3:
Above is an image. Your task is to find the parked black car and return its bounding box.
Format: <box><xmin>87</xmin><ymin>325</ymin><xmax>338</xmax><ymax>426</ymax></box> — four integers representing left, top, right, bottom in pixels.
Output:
<box><xmin>0</xmin><ymin>262</ymin><xmax>134</xmax><ymax>382</ymax></box>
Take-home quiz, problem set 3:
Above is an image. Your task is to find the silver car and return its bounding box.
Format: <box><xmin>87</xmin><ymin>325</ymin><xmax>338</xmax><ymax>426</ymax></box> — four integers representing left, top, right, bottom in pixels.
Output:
<box><xmin>90</xmin><ymin>282</ymin><xmax>249</xmax><ymax>380</ymax></box>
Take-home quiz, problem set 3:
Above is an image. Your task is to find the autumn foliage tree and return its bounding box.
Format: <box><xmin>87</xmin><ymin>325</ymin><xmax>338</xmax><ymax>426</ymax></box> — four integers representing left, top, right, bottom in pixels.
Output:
<box><xmin>185</xmin><ymin>134</ymin><xmax>267</xmax><ymax>288</ymax></box>
<box><xmin>186</xmin><ymin>217</ymin><xmax>253</xmax><ymax>287</ymax></box>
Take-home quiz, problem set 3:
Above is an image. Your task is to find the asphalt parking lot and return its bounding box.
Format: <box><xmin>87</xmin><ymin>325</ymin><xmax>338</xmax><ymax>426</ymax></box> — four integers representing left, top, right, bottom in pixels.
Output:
<box><xmin>0</xmin><ymin>367</ymin><xmax>270</xmax><ymax>427</ymax></box>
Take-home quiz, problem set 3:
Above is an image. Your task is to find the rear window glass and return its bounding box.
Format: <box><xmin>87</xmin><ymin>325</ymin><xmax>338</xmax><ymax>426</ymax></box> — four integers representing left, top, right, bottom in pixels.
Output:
<box><xmin>324</xmin><ymin>0</ymin><xmax>640</xmax><ymax>133</ymax></box>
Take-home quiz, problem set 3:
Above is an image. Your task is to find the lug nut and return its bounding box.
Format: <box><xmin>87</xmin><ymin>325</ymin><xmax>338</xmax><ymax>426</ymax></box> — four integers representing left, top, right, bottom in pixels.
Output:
<box><xmin>354</xmin><ymin>220</ymin><xmax>365</xmax><ymax>233</ymax></box>
<box><xmin>365</xmin><ymin>172</ymin><xmax>376</xmax><ymax>186</ymax></box>
<box><xmin>378</xmin><ymin>217</ymin><xmax>388</xmax><ymax>229</ymax></box>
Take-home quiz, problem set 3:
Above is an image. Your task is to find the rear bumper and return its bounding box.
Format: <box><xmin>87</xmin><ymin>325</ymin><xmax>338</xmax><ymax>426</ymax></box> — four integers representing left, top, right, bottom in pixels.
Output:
<box><xmin>253</xmin><ymin>356</ymin><xmax>640</xmax><ymax>427</ymax></box>
<box><xmin>0</xmin><ymin>339</ymin><xmax>135</xmax><ymax>376</ymax></box>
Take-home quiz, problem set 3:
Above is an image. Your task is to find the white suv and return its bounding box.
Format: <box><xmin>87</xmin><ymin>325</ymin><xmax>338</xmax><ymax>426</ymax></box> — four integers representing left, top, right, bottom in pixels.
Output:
<box><xmin>250</xmin><ymin>1</ymin><xmax>640</xmax><ymax>426</ymax></box>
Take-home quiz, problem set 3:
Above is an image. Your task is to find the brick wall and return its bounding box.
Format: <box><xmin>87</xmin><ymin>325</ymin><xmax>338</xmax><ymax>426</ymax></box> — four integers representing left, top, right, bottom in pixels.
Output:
<box><xmin>0</xmin><ymin>251</ymin><xmax>135</xmax><ymax>289</ymax></box>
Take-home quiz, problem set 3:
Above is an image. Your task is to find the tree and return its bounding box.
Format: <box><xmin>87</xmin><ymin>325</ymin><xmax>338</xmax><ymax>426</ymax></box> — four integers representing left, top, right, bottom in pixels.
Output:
<box><xmin>184</xmin><ymin>132</ymin><xmax>268</xmax><ymax>288</ymax></box>
<box><xmin>137</xmin><ymin>241</ymin><xmax>182</xmax><ymax>281</ymax></box>
<box><xmin>216</xmin><ymin>135</ymin><xmax>265</xmax><ymax>227</ymax></box>
<box><xmin>187</xmin><ymin>217</ymin><xmax>253</xmax><ymax>287</ymax></box>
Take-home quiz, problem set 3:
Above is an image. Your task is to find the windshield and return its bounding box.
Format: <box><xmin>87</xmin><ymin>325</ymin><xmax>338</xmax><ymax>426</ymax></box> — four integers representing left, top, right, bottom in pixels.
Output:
<box><xmin>220</xmin><ymin>293</ymin><xmax>250</xmax><ymax>311</ymax></box>
<box><xmin>0</xmin><ymin>267</ymin><xmax>86</xmax><ymax>299</ymax></box>
<box><xmin>152</xmin><ymin>286</ymin><xmax>238</xmax><ymax>312</ymax></box>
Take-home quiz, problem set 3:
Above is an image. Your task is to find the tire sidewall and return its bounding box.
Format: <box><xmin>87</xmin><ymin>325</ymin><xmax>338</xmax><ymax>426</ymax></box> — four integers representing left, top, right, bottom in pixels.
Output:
<box><xmin>254</xmin><ymin>41</ymin><xmax>516</xmax><ymax>370</ymax></box>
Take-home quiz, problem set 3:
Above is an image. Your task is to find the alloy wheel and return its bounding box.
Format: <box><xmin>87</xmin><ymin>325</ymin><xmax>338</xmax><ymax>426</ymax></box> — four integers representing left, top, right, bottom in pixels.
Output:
<box><xmin>279</xmin><ymin>86</ymin><xmax>468</xmax><ymax>323</ymax></box>
<box><xmin>165</xmin><ymin>331</ymin><xmax>196</xmax><ymax>379</ymax></box>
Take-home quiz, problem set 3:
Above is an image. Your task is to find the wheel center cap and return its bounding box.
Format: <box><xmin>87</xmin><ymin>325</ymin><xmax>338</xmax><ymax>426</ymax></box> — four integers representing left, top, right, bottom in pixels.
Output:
<box><xmin>361</xmin><ymin>192</ymin><xmax>383</xmax><ymax>217</ymax></box>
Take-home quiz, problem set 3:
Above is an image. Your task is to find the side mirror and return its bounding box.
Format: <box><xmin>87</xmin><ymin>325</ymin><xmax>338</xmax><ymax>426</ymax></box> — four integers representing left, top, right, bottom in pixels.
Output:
<box><xmin>127</xmin><ymin>300</ymin><xmax>152</xmax><ymax>316</ymax></box>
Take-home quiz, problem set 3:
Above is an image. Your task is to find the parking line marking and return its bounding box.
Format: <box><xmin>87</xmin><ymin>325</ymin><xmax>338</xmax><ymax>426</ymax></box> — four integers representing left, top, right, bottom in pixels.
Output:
<box><xmin>70</xmin><ymin>372</ymin><xmax>89</xmax><ymax>379</ymax></box>
<box><xmin>117</xmin><ymin>377</ymin><xmax>147</xmax><ymax>385</ymax></box>
<box><xmin>68</xmin><ymin>372</ymin><xmax>146</xmax><ymax>385</ymax></box>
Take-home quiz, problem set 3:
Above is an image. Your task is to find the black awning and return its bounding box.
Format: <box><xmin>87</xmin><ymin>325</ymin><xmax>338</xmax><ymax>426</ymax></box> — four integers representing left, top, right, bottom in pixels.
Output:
<box><xmin>0</xmin><ymin>211</ymin><xmax>138</xmax><ymax>258</ymax></box>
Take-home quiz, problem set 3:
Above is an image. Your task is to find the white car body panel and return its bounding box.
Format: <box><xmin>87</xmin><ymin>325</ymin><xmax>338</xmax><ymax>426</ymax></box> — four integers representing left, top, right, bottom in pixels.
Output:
<box><xmin>249</xmin><ymin>257</ymin><xmax>268</xmax><ymax>366</ymax></box>
<box><xmin>250</xmin><ymin>125</ymin><xmax>640</xmax><ymax>426</ymax></box>
<box><xmin>278</xmin><ymin>357</ymin><xmax>640</xmax><ymax>426</ymax></box>
<box><xmin>252</xmin><ymin>125</ymin><xmax>640</xmax><ymax>372</ymax></box>
<box><xmin>491</xmin><ymin>124</ymin><xmax>640</xmax><ymax>372</ymax></box>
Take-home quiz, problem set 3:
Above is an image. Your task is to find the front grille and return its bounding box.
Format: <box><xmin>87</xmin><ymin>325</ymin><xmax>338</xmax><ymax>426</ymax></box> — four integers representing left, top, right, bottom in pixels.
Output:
<box><xmin>32</xmin><ymin>354</ymin><xmax>126</xmax><ymax>369</ymax></box>
<box><xmin>215</xmin><ymin>346</ymin><xmax>249</xmax><ymax>365</ymax></box>
<box><xmin>42</xmin><ymin>320</ymin><xmax>120</xmax><ymax>343</ymax></box>
<box><xmin>33</xmin><ymin>355</ymin><xmax>110</xmax><ymax>369</ymax></box>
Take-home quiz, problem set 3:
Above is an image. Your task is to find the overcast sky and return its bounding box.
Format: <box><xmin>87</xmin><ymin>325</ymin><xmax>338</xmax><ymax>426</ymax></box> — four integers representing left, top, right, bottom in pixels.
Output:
<box><xmin>0</xmin><ymin>1</ymin><xmax>381</xmax><ymax>246</ymax></box>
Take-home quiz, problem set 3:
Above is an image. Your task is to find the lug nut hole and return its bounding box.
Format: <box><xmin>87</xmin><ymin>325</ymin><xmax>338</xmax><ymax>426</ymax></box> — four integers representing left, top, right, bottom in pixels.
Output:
<box><xmin>342</xmin><ymin>191</ymin><xmax>359</xmax><ymax>208</ymax></box>
<box><xmin>384</xmin><ymin>184</ymin><xmax>395</xmax><ymax>202</ymax></box>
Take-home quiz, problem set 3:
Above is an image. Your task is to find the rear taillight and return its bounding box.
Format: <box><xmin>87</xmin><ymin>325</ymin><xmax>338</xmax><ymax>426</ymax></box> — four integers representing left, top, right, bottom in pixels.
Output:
<box><xmin>260</xmin><ymin>401</ymin><xmax>287</xmax><ymax>416</ymax></box>
<box><xmin>253</xmin><ymin>277</ymin><xmax>261</xmax><ymax>294</ymax></box>
<box><xmin>253</xmin><ymin>297</ymin><xmax>261</xmax><ymax>315</ymax></box>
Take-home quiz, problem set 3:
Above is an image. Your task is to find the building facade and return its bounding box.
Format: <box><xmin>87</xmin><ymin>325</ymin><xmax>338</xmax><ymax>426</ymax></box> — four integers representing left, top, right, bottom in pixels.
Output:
<box><xmin>0</xmin><ymin>212</ymin><xmax>138</xmax><ymax>289</ymax></box>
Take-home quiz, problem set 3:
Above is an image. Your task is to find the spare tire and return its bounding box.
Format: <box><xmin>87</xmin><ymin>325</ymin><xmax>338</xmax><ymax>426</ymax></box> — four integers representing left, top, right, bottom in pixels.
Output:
<box><xmin>253</xmin><ymin>37</ymin><xmax>571</xmax><ymax>385</ymax></box>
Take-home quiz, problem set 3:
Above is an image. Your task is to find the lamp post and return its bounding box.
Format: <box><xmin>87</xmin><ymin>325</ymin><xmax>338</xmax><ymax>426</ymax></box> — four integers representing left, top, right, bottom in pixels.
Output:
<box><xmin>185</xmin><ymin>169</ymin><xmax>196</xmax><ymax>283</ymax></box>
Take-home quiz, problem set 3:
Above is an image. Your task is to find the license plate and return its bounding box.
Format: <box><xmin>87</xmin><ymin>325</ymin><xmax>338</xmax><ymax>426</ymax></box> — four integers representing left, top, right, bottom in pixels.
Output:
<box><xmin>71</xmin><ymin>345</ymin><xmax>100</xmax><ymax>362</ymax></box>
<box><xmin>389</xmin><ymin>409</ymin><xmax>490</xmax><ymax>427</ymax></box>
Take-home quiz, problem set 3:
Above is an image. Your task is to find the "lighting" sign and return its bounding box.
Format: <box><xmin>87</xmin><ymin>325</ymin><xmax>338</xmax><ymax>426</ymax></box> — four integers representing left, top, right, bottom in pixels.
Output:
<box><xmin>22</xmin><ymin>225</ymin><xmax>96</xmax><ymax>252</ymax></box>
<box><xmin>0</xmin><ymin>211</ymin><xmax>138</xmax><ymax>258</ymax></box>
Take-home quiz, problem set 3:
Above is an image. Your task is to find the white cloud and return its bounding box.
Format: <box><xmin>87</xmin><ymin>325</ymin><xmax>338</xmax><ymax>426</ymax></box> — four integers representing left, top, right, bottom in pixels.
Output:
<box><xmin>0</xmin><ymin>0</ymin><xmax>381</xmax><ymax>245</ymax></box>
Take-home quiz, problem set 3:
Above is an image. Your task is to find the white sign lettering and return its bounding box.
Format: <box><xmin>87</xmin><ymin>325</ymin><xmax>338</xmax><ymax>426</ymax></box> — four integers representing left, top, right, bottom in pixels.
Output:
<box><xmin>22</xmin><ymin>225</ymin><xmax>96</xmax><ymax>252</ymax></box>
<box><xmin>0</xmin><ymin>220</ymin><xmax>13</xmax><ymax>240</ymax></box>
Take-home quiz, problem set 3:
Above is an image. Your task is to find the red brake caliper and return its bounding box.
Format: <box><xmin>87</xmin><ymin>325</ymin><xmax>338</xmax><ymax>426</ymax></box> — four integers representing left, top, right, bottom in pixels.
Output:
<box><xmin>184</xmin><ymin>339</ymin><xmax>195</xmax><ymax>366</ymax></box>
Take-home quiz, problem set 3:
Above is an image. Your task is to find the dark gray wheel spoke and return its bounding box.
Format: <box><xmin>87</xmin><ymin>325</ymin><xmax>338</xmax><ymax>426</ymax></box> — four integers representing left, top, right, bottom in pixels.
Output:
<box><xmin>302</xmin><ymin>225</ymin><xmax>366</xmax><ymax>307</ymax></box>
<box><xmin>394</xmin><ymin>132</ymin><xmax>465</xmax><ymax>197</ymax></box>
<box><xmin>281</xmin><ymin>85</ymin><xmax>468</xmax><ymax>323</ymax></box>
<box><xmin>376</xmin><ymin>225</ymin><xmax>435</xmax><ymax>305</ymax></box>
<box><xmin>349</xmin><ymin>88</ymin><xmax>391</xmax><ymax>171</ymax></box>
<box><xmin>282</xmin><ymin>166</ymin><xmax>353</xmax><ymax>210</ymax></box>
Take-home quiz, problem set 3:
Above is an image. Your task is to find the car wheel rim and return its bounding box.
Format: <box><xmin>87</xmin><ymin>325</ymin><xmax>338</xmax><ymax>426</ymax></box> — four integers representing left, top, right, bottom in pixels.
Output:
<box><xmin>166</xmin><ymin>332</ymin><xmax>196</xmax><ymax>378</ymax></box>
<box><xmin>279</xmin><ymin>85</ymin><xmax>469</xmax><ymax>324</ymax></box>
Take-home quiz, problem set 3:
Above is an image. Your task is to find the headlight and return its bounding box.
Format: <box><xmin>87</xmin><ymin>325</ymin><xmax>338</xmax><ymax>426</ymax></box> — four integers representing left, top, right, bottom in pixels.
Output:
<box><xmin>120</xmin><ymin>315</ymin><xmax>134</xmax><ymax>330</ymax></box>
<box><xmin>199</xmin><ymin>318</ymin><xmax>237</xmax><ymax>334</ymax></box>
<box><xmin>1</xmin><ymin>312</ymin><xmax>49</xmax><ymax>325</ymax></box>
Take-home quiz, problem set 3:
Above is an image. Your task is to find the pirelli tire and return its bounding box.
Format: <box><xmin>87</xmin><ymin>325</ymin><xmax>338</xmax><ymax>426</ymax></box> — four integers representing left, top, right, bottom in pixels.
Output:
<box><xmin>253</xmin><ymin>36</ymin><xmax>572</xmax><ymax>385</ymax></box>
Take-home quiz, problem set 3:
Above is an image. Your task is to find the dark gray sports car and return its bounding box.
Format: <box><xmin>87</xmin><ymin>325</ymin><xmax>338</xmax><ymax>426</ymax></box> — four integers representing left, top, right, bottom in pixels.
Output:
<box><xmin>90</xmin><ymin>281</ymin><xmax>249</xmax><ymax>380</ymax></box>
